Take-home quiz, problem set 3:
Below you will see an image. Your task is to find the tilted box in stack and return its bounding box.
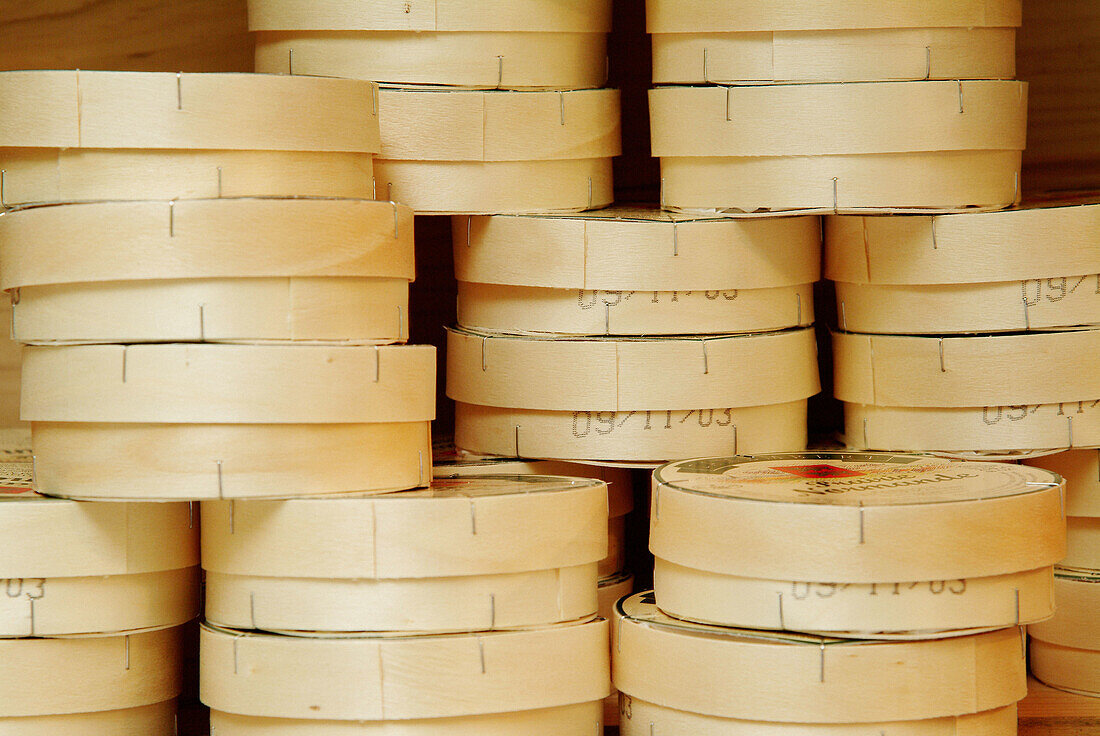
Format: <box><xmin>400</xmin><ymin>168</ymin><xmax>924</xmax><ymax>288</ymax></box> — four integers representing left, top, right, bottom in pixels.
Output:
<box><xmin>613</xmin><ymin>452</ymin><xmax>1065</xmax><ymax>735</ymax></box>
<box><xmin>249</xmin><ymin>0</ymin><xmax>621</xmax><ymax>215</ymax></box>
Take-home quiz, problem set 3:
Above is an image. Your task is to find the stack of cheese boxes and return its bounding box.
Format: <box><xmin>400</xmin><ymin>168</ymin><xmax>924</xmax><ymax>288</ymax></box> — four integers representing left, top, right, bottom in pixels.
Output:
<box><xmin>610</xmin><ymin>1</ymin><xmax>1080</xmax><ymax>735</ymax></box>
<box><xmin>773</xmin><ymin>0</ymin><xmax>1100</xmax><ymax>719</ymax></box>
<box><xmin>828</xmin><ymin>201</ymin><xmax>1100</xmax><ymax>720</ymax></box>
<box><xmin>0</xmin><ymin>454</ymin><xmax>197</xmax><ymax>733</ymax></box>
<box><xmin>0</xmin><ymin>70</ymin><xmax>437</xmax><ymax>732</ymax></box>
<box><xmin>613</xmin><ymin>451</ymin><xmax>1066</xmax><ymax>735</ymax></box>
<box><xmin>165</xmin><ymin>0</ymin><xmax>616</xmax><ymax>732</ymax></box>
<box><xmin>0</xmin><ymin>68</ymin><xmax>613</xmax><ymax>735</ymax></box>
<box><xmin>1026</xmin><ymin>451</ymin><xmax>1100</xmax><ymax>699</ymax></box>
<box><xmin>430</xmin><ymin>445</ymin><xmax>636</xmax><ymax>721</ymax></box>
<box><xmin>243</xmin><ymin>0</ymin><xmax>632</xmax><ymax>729</ymax></box>
<box><xmin>451</xmin><ymin>212</ymin><xmax>821</xmax><ymax>462</ymax></box>
<box><xmin>248</xmin><ymin>0</ymin><xmax>622</xmax><ymax>214</ymax></box>
<box><xmin>450</xmin><ymin>209</ymin><xmax>822</xmax><ymax>726</ymax></box>
<box><xmin>642</xmin><ymin>0</ymin><xmax>1100</xmax><ymax>727</ymax></box>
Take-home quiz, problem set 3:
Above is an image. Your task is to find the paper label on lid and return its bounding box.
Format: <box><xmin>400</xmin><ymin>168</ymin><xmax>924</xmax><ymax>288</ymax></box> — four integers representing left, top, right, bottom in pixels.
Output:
<box><xmin>0</xmin><ymin>462</ymin><xmax>36</xmax><ymax>499</ymax></box>
<box><xmin>656</xmin><ymin>451</ymin><xmax>1059</xmax><ymax>506</ymax></box>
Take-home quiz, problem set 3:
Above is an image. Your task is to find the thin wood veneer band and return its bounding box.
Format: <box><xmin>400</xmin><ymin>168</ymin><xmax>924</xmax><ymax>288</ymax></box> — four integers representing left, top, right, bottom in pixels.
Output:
<box><xmin>1065</xmin><ymin>517</ymin><xmax>1100</xmax><ymax>570</ymax></box>
<box><xmin>374</xmin><ymin>158</ymin><xmax>613</xmax><ymax>215</ymax></box>
<box><xmin>21</xmin><ymin>344</ymin><xmax>435</xmax><ymax>423</ymax></box>
<box><xmin>645</xmin><ymin>0</ymin><xmax>1021</xmax><ymax>32</ymax></box>
<box><xmin>1028</xmin><ymin>571</ymin><xmax>1100</xmax><ymax>648</ymax></box>
<box><xmin>0</xmin><ymin>627</ymin><xmax>183</xmax><ymax>717</ymax></box>
<box><xmin>826</xmin><ymin>203</ymin><xmax>1100</xmax><ymax>286</ymax></box>
<box><xmin>653</xmin><ymin>560</ymin><xmax>1054</xmax><ymax>636</ymax></box>
<box><xmin>650</xmin><ymin>458</ymin><xmax>1064</xmax><ymax>583</ymax></box>
<box><xmin>1030</xmin><ymin>640</ymin><xmax>1100</xmax><ymax>697</ymax></box>
<box><xmin>0</xmin><ymin>701</ymin><xmax>177</xmax><ymax>736</ymax></box>
<box><xmin>12</xmin><ymin>277</ymin><xmax>410</xmax><ymax>346</ymax></box>
<box><xmin>248</xmin><ymin>0</ymin><xmax>613</xmax><ymax>32</ymax></box>
<box><xmin>204</xmin><ymin>565</ymin><xmax>598</xmax><ymax>634</ymax></box>
<box><xmin>447</xmin><ymin>327</ymin><xmax>819</xmax><ymax>411</ymax></box>
<box><xmin>0</xmin><ymin>568</ymin><xmax>199</xmax><ymax>637</ymax></box>
<box><xmin>0</xmin><ymin>149</ymin><xmax>374</xmax><ymax>207</ymax></box>
<box><xmin>833</xmin><ymin>329</ymin><xmax>1100</xmax><ymax>407</ymax></box>
<box><xmin>617</xmin><ymin>698</ymin><xmax>1018</xmax><ymax>736</ymax></box>
<box><xmin>650</xmin><ymin>82</ymin><xmax>1027</xmax><ymax>158</ymax></box>
<box><xmin>0</xmin><ymin>71</ymin><xmax>380</xmax><ymax>152</ymax></box>
<box><xmin>652</xmin><ymin>28</ymin><xmax>1016</xmax><ymax>84</ymax></box>
<box><xmin>455</xmin><ymin>209</ymin><xmax>821</xmax><ymax>291</ymax></box>
<box><xmin>454</xmin><ymin>401</ymin><xmax>809</xmax><ymax>462</ymax></box>
<box><xmin>0</xmin><ymin>198</ymin><xmax>415</xmax><ymax>290</ymax></box>
<box><xmin>432</xmin><ymin>457</ymin><xmax>634</xmax><ymax>518</ymax></box>
<box><xmin>1017</xmin><ymin>678</ymin><xmax>1100</xmax><ymax>724</ymax></box>
<box><xmin>202</xmin><ymin>476</ymin><xmax>607</xmax><ymax>579</ymax></box>
<box><xmin>208</xmin><ymin>702</ymin><xmax>604</xmax><ymax>735</ymax></box>
<box><xmin>255</xmin><ymin>32</ymin><xmax>609</xmax><ymax>90</ymax></box>
<box><xmin>845</xmin><ymin>401</ymin><xmax>1100</xmax><ymax>453</ymax></box>
<box><xmin>660</xmin><ymin>150</ymin><xmax>1022</xmax><ymax>214</ymax></box>
<box><xmin>30</xmin><ymin>421</ymin><xmax>433</xmax><ymax>501</ymax></box>
<box><xmin>377</xmin><ymin>88</ymin><xmax>620</xmax><ymax>162</ymax></box>
<box><xmin>0</xmin><ymin>480</ymin><xmax>198</xmax><ymax>576</ymax></box>
<box><xmin>612</xmin><ymin>594</ymin><xmax>1026</xmax><ymax>722</ymax></box>
<box><xmin>834</xmin><ymin>278</ymin><xmax>1100</xmax><ymax>334</ymax></box>
<box><xmin>200</xmin><ymin>620</ymin><xmax>610</xmax><ymax>720</ymax></box>
<box><xmin>1027</xmin><ymin>450</ymin><xmax>1100</xmax><ymax>517</ymax></box>
<box><xmin>457</xmin><ymin>281</ymin><xmax>814</xmax><ymax>335</ymax></box>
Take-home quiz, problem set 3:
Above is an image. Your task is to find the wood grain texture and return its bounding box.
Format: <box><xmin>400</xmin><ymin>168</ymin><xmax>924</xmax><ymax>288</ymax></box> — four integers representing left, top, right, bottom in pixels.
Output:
<box><xmin>1019</xmin><ymin>677</ymin><xmax>1100</xmax><ymax>735</ymax></box>
<box><xmin>614</xmin><ymin>592</ymin><xmax>1028</xmax><ymax>723</ymax></box>
<box><xmin>0</xmin><ymin>0</ymin><xmax>251</xmax><ymax>72</ymax></box>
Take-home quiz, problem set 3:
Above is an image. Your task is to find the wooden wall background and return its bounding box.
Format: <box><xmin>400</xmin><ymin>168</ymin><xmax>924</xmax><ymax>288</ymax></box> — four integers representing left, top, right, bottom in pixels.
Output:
<box><xmin>1018</xmin><ymin>0</ymin><xmax>1100</xmax><ymax>194</ymax></box>
<box><xmin>0</xmin><ymin>0</ymin><xmax>1096</xmax><ymax>433</ymax></box>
